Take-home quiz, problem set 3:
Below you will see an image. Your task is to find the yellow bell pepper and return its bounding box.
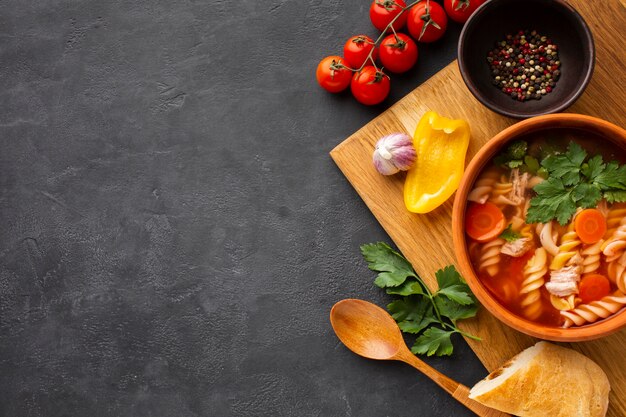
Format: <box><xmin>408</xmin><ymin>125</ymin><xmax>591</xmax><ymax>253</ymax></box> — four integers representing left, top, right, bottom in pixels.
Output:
<box><xmin>404</xmin><ymin>111</ymin><xmax>470</xmax><ymax>213</ymax></box>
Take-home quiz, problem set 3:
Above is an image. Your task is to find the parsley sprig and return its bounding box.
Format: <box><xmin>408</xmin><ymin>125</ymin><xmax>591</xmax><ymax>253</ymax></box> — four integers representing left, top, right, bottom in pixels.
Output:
<box><xmin>526</xmin><ymin>142</ymin><xmax>626</xmax><ymax>225</ymax></box>
<box><xmin>361</xmin><ymin>242</ymin><xmax>480</xmax><ymax>357</ymax></box>
<box><xmin>498</xmin><ymin>224</ymin><xmax>521</xmax><ymax>242</ymax></box>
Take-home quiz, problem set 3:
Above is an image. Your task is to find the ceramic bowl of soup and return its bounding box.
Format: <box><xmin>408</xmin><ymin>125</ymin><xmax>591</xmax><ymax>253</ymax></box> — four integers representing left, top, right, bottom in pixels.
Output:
<box><xmin>452</xmin><ymin>113</ymin><xmax>626</xmax><ymax>341</ymax></box>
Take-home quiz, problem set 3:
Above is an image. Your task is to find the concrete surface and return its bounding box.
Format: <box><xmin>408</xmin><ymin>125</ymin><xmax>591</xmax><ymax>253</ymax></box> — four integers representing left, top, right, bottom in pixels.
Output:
<box><xmin>0</xmin><ymin>0</ymin><xmax>487</xmax><ymax>415</ymax></box>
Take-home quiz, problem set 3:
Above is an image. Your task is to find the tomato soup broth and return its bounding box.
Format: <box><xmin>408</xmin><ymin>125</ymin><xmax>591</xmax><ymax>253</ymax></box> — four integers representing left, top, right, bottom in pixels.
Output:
<box><xmin>466</xmin><ymin>128</ymin><xmax>626</xmax><ymax>328</ymax></box>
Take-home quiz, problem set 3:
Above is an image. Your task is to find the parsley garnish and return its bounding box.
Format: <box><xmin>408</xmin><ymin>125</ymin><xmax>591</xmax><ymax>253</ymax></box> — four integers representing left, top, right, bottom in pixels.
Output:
<box><xmin>526</xmin><ymin>143</ymin><xmax>626</xmax><ymax>225</ymax></box>
<box><xmin>361</xmin><ymin>242</ymin><xmax>480</xmax><ymax>357</ymax></box>
<box><xmin>498</xmin><ymin>224</ymin><xmax>521</xmax><ymax>242</ymax></box>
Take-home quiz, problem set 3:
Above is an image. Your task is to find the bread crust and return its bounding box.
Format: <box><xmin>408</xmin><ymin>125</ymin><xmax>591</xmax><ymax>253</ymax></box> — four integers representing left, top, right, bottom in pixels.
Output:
<box><xmin>469</xmin><ymin>342</ymin><xmax>610</xmax><ymax>417</ymax></box>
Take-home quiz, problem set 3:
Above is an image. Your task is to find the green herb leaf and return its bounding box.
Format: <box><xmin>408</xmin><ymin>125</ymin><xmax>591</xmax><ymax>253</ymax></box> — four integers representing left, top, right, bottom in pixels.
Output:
<box><xmin>387</xmin><ymin>296</ymin><xmax>429</xmax><ymax>322</ymax></box>
<box><xmin>527</xmin><ymin>177</ymin><xmax>577</xmax><ymax>225</ymax></box>
<box><xmin>524</xmin><ymin>155</ymin><xmax>540</xmax><ymax>174</ymax></box>
<box><xmin>499</xmin><ymin>224</ymin><xmax>522</xmax><ymax>242</ymax></box>
<box><xmin>362</xmin><ymin>243</ymin><xmax>481</xmax><ymax>357</ymax></box>
<box><xmin>434</xmin><ymin>266</ymin><xmax>474</xmax><ymax>306</ymax></box>
<box><xmin>572</xmin><ymin>183</ymin><xmax>602</xmax><ymax>208</ymax></box>
<box><xmin>591</xmin><ymin>160</ymin><xmax>626</xmax><ymax>190</ymax></box>
<box><xmin>605</xmin><ymin>190</ymin><xmax>626</xmax><ymax>203</ymax></box>
<box><xmin>411</xmin><ymin>327</ymin><xmax>455</xmax><ymax>356</ymax></box>
<box><xmin>385</xmin><ymin>279</ymin><xmax>425</xmax><ymax>296</ymax></box>
<box><xmin>541</xmin><ymin>142</ymin><xmax>586</xmax><ymax>186</ymax></box>
<box><xmin>581</xmin><ymin>155</ymin><xmax>605</xmax><ymax>180</ymax></box>
<box><xmin>388</xmin><ymin>296</ymin><xmax>438</xmax><ymax>334</ymax></box>
<box><xmin>361</xmin><ymin>242</ymin><xmax>416</xmax><ymax>288</ymax></box>
<box><xmin>435</xmin><ymin>295</ymin><xmax>479</xmax><ymax>323</ymax></box>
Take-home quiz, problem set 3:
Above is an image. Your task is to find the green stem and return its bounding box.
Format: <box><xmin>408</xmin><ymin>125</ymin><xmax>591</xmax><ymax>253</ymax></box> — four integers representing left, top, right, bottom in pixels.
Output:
<box><xmin>356</xmin><ymin>0</ymin><xmax>423</xmax><ymax>72</ymax></box>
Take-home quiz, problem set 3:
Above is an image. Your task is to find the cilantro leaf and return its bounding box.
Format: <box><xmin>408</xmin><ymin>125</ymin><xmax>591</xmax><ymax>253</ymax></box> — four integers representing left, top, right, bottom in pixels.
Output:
<box><xmin>362</xmin><ymin>243</ymin><xmax>481</xmax><ymax>357</ymax></box>
<box><xmin>572</xmin><ymin>183</ymin><xmax>602</xmax><ymax>208</ymax></box>
<box><xmin>591</xmin><ymin>160</ymin><xmax>626</xmax><ymax>190</ymax></box>
<box><xmin>385</xmin><ymin>279</ymin><xmax>425</xmax><ymax>296</ymax></box>
<box><xmin>605</xmin><ymin>190</ymin><xmax>626</xmax><ymax>203</ymax></box>
<box><xmin>361</xmin><ymin>242</ymin><xmax>416</xmax><ymax>288</ymax></box>
<box><xmin>498</xmin><ymin>224</ymin><xmax>522</xmax><ymax>242</ymax></box>
<box><xmin>411</xmin><ymin>327</ymin><xmax>455</xmax><ymax>356</ymax></box>
<box><xmin>581</xmin><ymin>155</ymin><xmax>605</xmax><ymax>180</ymax></box>
<box><xmin>435</xmin><ymin>265</ymin><xmax>465</xmax><ymax>289</ymax></box>
<box><xmin>541</xmin><ymin>142</ymin><xmax>586</xmax><ymax>186</ymax></box>
<box><xmin>527</xmin><ymin>177</ymin><xmax>577</xmax><ymax>225</ymax></box>
<box><xmin>387</xmin><ymin>296</ymin><xmax>429</xmax><ymax>322</ymax></box>
<box><xmin>435</xmin><ymin>295</ymin><xmax>478</xmax><ymax>323</ymax></box>
<box><xmin>434</xmin><ymin>266</ymin><xmax>474</xmax><ymax>305</ymax></box>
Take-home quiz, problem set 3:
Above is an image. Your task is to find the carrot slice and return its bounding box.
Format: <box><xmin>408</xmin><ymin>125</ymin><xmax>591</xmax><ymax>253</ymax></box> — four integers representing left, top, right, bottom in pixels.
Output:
<box><xmin>574</xmin><ymin>209</ymin><xmax>607</xmax><ymax>244</ymax></box>
<box><xmin>465</xmin><ymin>202</ymin><xmax>506</xmax><ymax>242</ymax></box>
<box><xmin>578</xmin><ymin>274</ymin><xmax>611</xmax><ymax>304</ymax></box>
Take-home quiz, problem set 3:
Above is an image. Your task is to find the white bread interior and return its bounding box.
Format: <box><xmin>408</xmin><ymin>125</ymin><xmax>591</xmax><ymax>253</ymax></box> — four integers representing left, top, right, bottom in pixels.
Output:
<box><xmin>469</xmin><ymin>341</ymin><xmax>610</xmax><ymax>417</ymax></box>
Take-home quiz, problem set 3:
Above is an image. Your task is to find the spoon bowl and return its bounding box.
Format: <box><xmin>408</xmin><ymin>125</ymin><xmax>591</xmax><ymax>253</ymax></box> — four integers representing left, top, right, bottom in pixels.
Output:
<box><xmin>330</xmin><ymin>299</ymin><xmax>510</xmax><ymax>417</ymax></box>
<box><xmin>330</xmin><ymin>298</ymin><xmax>402</xmax><ymax>360</ymax></box>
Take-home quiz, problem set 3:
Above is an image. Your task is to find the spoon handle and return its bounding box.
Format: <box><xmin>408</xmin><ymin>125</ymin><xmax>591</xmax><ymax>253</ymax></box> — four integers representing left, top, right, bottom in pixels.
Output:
<box><xmin>398</xmin><ymin>350</ymin><xmax>510</xmax><ymax>417</ymax></box>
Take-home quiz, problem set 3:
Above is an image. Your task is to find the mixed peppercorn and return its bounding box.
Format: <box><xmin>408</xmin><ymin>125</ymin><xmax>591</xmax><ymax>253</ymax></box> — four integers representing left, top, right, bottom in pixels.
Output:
<box><xmin>487</xmin><ymin>30</ymin><xmax>561</xmax><ymax>101</ymax></box>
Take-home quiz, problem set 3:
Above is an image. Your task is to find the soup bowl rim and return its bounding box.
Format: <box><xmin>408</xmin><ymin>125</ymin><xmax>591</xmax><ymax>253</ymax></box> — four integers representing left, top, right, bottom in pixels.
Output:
<box><xmin>452</xmin><ymin>113</ymin><xmax>626</xmax><ymax>342</ymax></box>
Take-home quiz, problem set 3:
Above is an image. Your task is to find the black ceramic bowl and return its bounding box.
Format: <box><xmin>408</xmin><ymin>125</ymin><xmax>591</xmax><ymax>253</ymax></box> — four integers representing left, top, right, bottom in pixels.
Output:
<box><xmin>458</xmin><ymin>0</ymin><xmax>595</xmax><ymax>119</ymax></box>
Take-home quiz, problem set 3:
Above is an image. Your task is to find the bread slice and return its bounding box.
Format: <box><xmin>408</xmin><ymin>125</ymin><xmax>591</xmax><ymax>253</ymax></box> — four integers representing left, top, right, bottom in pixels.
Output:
<box><xmin>469</xmin><ymin>341</ymin><xmax>610</xmax><ymax>417</ymax></box>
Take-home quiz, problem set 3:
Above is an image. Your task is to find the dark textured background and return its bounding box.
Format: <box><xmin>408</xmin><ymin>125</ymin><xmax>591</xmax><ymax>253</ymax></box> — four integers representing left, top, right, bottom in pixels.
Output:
<box><xmin>0</xmin><ymin>0</ymin><xmax>487</xmax><ymax>415</ymax></box>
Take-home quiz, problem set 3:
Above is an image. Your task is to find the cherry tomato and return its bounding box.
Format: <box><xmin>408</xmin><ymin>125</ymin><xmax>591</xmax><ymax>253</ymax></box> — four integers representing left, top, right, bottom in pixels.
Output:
<box><xmin>343</xmin><ymin>35</ymin><xmax>378</xmax><ymax>69</ymax></box>
<box><xmin>444</xmin><ymin>0</ymin><xmax>485</xmax><ymax>23</ymax></box>
<box><xmin>379</xmin><ymin>33</ymin><xmax>418</xmax><ymax>73</ymax></box>
<box><xmin>407</xmin><ymin>1</ymin><xmax>448</xmax><ymax>43</ymax></box>
<box><xmin>350</xmin><ymin>66</ymin><xmax>390</xmax><ymax>105</ymax></box>
<box><xmin>316</xmin><ymin>56</ymin><xmax>352</xmax><ymax>93</ymax></box>
<box><xmin>369</xmin><ymin>0</ymin><xmax>407</xmax><ymax>32</ymax></box>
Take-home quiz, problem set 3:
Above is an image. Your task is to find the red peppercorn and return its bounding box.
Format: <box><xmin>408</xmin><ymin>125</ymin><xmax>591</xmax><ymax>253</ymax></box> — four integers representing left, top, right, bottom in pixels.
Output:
<box><xmin>513</xmin><ymin>68</ymin><xmax>519</xmax><ymax>75</ymax></box>
<box><xmin>544</xmin><ymin>70</ymin><xmax>550</xmax><ymax>75</ymax></box>
<box><xmin>519</xmin><ymin>58</ymin><xmax>526</xmax><ymax>64</ymax></box>
<box><xmin>546</xmin><ymin>86</ymin><xmax>552</xmax><ymax>92</ymax></box>
<box><xmin>506</xmin><ymin>88</ymin><xmax>512</xmax><ymax>93</ymax></box>
<box><xmin>539</xmin><ymin>56</ymin><xmax>546</xmax><ymax>62</ymax></box>
<box><xmin>552</xmin><ymin>65</ymin><xmax>559</xmax><ymax>70</ymax></box>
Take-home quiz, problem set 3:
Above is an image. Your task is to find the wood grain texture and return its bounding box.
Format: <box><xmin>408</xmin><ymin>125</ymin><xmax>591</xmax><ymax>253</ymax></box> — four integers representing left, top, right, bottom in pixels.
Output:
<box><xmin>330</xmin><ymin>1</ymin><xmax>626</xmax><ymax>416</ymax></box>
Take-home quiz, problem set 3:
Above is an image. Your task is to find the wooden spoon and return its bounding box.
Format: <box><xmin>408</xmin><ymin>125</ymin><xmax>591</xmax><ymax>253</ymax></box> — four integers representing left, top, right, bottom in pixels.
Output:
<box><xmin>330</xmin><ymin>299</ymin><xmax>510</xmax><ymax>417</ymax></box>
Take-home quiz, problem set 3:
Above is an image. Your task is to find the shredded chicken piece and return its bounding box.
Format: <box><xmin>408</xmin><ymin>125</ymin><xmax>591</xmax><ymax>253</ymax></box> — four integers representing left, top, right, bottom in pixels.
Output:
<box><xmin>546</xmin><ymin>265</ymin><xmax>582</xmax><ymax>297</ymax></box>
<box><xmin>508</xmin><ymin>169</ymin><xmax>529</xmax><ymax>205</ymax></box>
<box><xmin>527</xmin><ymin>175</ymin><xmax>544</xmax><ymax>188</ymax></box>
<box><xmin>568</xmin><ymin>252</ymin><xmax>583</xmax><ymax>266</ymax></box>
<box><xmin>501</xmin><ymin>238</ymin><xmax>533</xmax><ymax>257</ymax></box>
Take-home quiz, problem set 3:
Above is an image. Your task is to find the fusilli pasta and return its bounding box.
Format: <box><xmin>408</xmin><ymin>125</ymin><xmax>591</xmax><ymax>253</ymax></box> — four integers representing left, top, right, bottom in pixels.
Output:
<box><xmin>478</xmin><ymin>238</ymin><xmax>505</xmax><ymax>277</ymax></box>
<box><xmin>550</xmin><ymin>223</ymin><xmax>582</xmax><ymax>270</ymax></box>
<box><xmin>581</xmin><ymin>240</ymin><xmax>604</xmax><ymax>274</ymax></box>
<box><xmin>561</xmin><ymin>291</ymin><xmax>626</xmax><ymax>328</ymax></box>
<box><xmin>521</xmin><ymin>248</ymin><xmax>548</xmax><ymax>320</ymax></box>
<box><xmin>467</xmin><ymin>168</ymin><xmax>500</xmax><ymax>204</ymax></box>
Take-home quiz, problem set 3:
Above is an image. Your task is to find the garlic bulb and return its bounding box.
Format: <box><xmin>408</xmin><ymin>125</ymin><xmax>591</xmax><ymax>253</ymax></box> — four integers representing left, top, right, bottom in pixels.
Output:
<box><xmin>372</xmin><ymin>133</ymin><xmax>417</xmax><ymax>175</ymax></box>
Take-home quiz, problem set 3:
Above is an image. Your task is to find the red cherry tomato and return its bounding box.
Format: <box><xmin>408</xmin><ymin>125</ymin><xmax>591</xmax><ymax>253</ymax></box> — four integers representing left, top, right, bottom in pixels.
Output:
<box><xmin>379</xmin><ymin>33</ymin><xmax>418</xmax><ymax>73</ymax></box>
<box><xmin>369</xmin><ymin>0</ymin><xmax>408</xmax><ymax>32</ymax></box>
<box><xmin>316</xmin><ymin>56</ymin><xmax>353</xmax><ymax>93</ymax></box>
<box><xmin>343</xmin><ymin>35</ymin><xmax>378</xmax><ymax>69</ymax></box>
<box><xmin>444</xmin><ymin>0</ymin><xmax>485</xmax><ymax>23</ymax></box>
<box><xmin>350</xmin><ymin>66</ymin><xmax>390</xmax><ymax>106</ymax></box>
<box><xmin>407</xmin><ymin>1</ymin><xmax>448</xmax><ymax>43</ymax></box>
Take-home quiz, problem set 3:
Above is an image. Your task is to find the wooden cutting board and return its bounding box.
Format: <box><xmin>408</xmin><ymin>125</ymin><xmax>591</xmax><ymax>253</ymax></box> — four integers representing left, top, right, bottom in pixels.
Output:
<box><xmin>330</xmin><ymin>1</ymin><xmax>626</xmax><ymax>415</ymax></box>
